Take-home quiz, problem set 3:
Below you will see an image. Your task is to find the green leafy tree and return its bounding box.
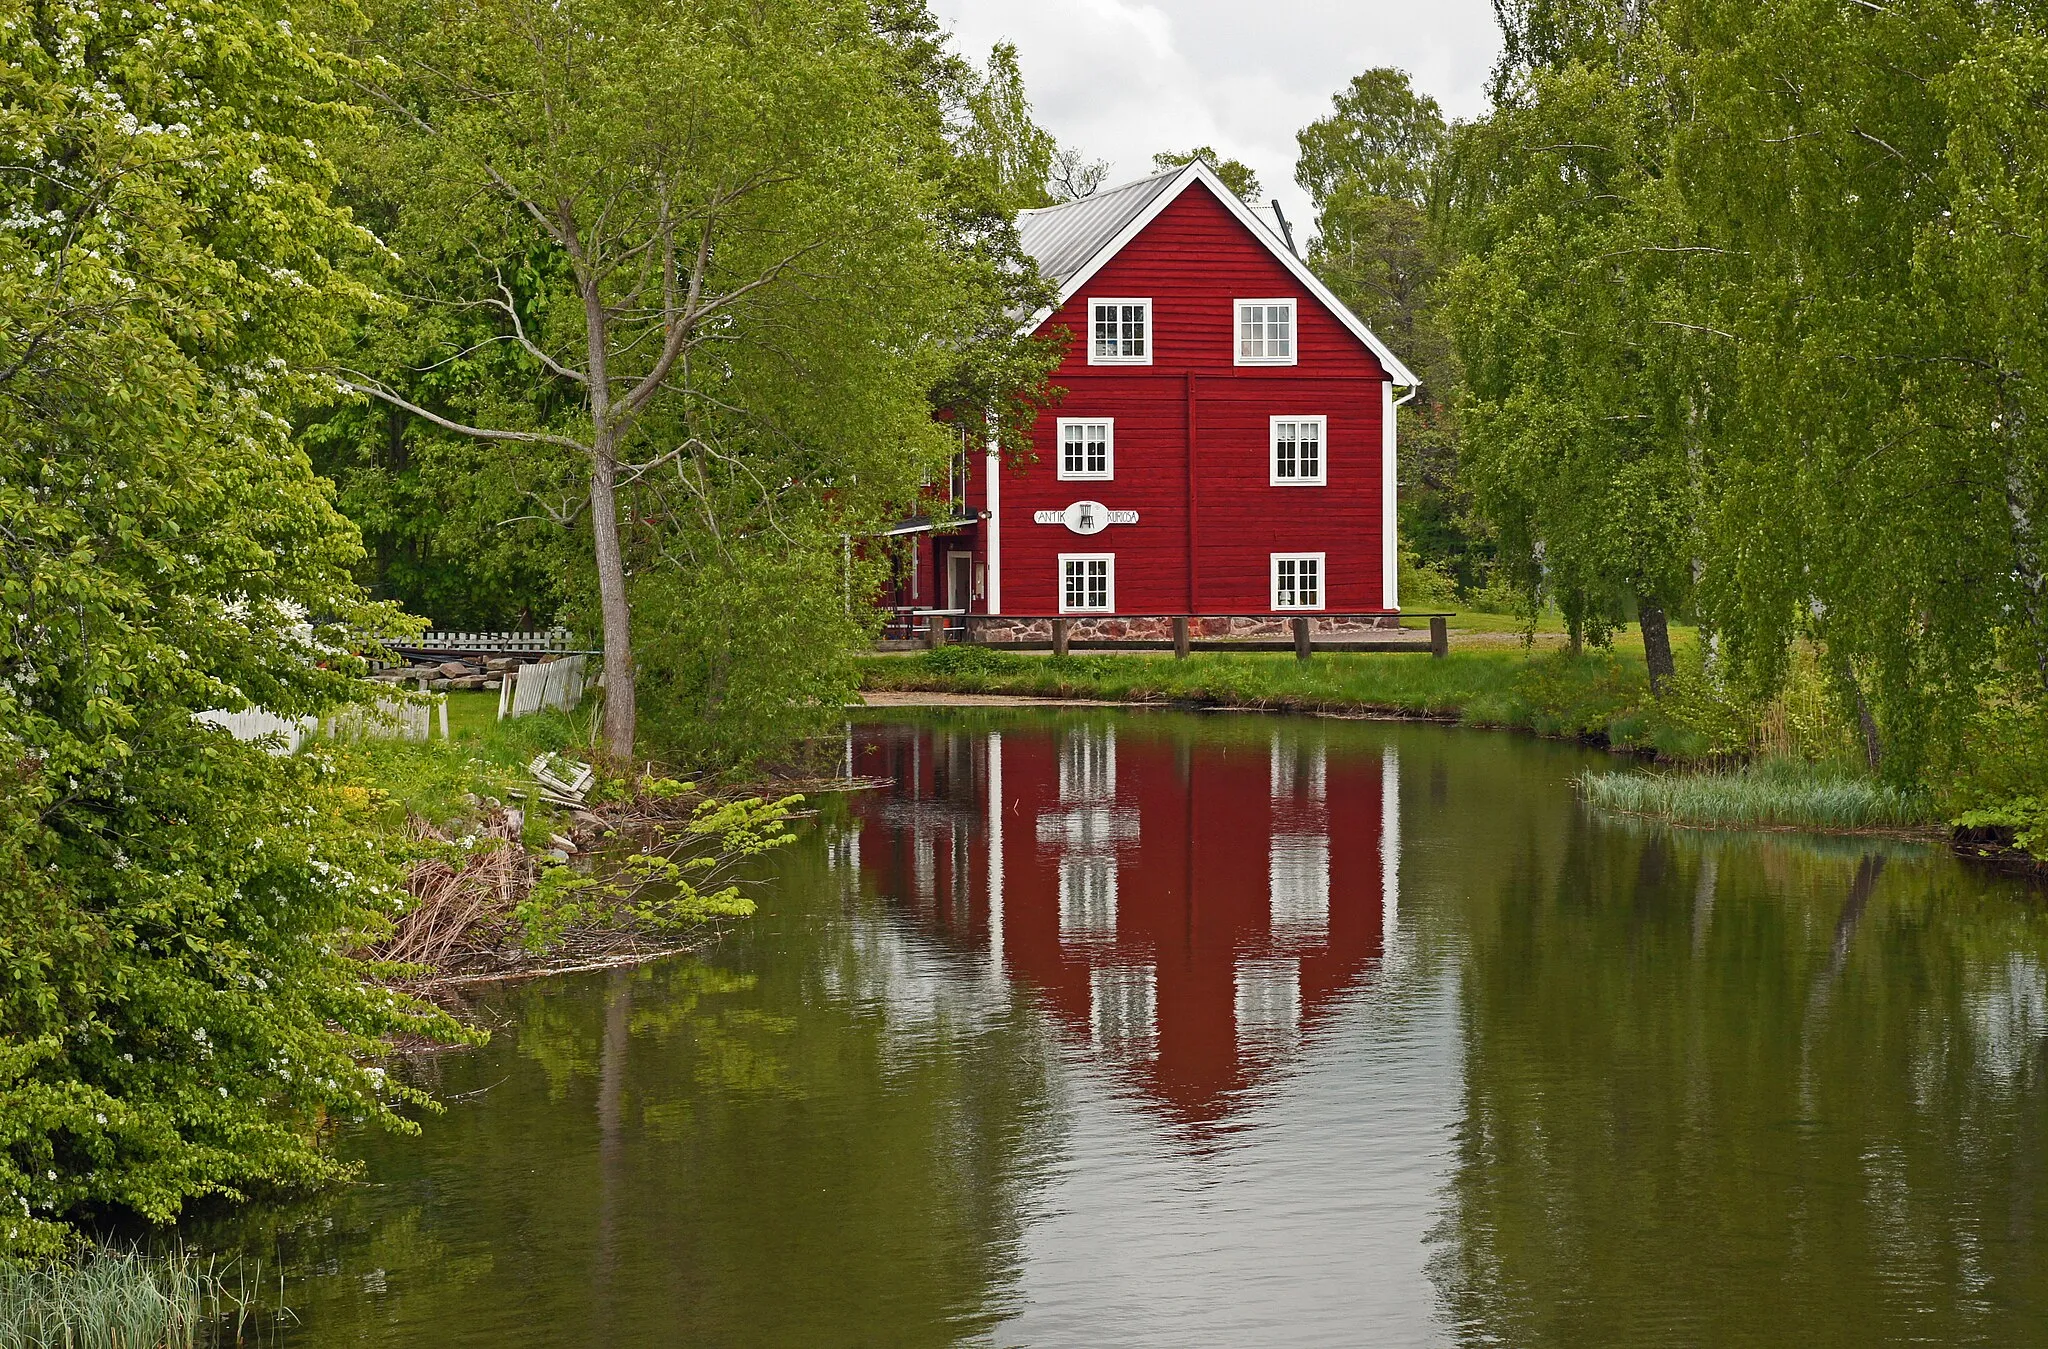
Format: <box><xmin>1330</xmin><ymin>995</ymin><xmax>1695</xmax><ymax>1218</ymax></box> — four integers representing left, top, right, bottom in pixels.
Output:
<box><xmin>958</xmin><ymin>42</ymin><xmax>1056</xmax><ymax>212</ymax></box>
<box><xmin>0</xmin><ymin>0</ymin><xmax>459</xmax><ymax>1254</ymax></box>
<box><xmin>1443</xmin><ymin>41</ymin><xmax>1694</xmax><ymax>683</ymax></box>
<box><xmin>335</xmin><ymin>0</ymin><xmax>1060</xmax><ymax>764</ymax></box>
<box><xmin>1294</xmin><ymin>69</ymin><xmax>1483</xmax><ymax>590</ymax></box>
<box><xmin>1662</xmin><ymin>0</ymin><xmax>2048</xmax><ymax>777</ymax></box>
<box><xmin>1152</xmin><ymin>147</ymin><xmax>1262</xmax><ymax>203</ymax></box>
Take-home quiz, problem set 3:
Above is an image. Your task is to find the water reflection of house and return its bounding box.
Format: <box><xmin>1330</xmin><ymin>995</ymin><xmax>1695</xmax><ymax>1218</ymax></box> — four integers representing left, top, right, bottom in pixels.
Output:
<box><xmin>848</xmin><ymin>721</ymin><xmax>1398</xmax><ymax>1124</ymax></box>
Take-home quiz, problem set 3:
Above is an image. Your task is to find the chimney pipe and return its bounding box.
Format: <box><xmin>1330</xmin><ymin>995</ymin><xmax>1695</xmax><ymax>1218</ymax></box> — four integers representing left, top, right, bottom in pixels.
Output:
<box><xmin>1270</xmin><ymin>199</ymin><xmax>1299</xmax><ymax>257</ymax></box>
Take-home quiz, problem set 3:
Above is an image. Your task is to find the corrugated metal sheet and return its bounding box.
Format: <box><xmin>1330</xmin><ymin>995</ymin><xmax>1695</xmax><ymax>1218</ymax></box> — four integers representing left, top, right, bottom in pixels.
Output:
<box><xmin>1015</xmin><ymin>170</ymin><xmax>1182</xmax><ymax>287</ymax></box>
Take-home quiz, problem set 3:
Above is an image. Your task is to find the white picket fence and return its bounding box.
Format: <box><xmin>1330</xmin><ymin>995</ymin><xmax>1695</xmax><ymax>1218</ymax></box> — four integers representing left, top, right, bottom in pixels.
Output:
<box><xmin>409</xmin><ymin>628</ymin><xmax>583</xmax><ymax>654</ymax></box>
<box><xmin>499</xmin><ymin>654</ymin><xmax>588</xmax><ymax>720</ymax></box>
<box><xmin>195</xmin><ymin>708</ymin><xmax>321</xmax><ymax>754</ymax></box>
<box><xmin>199</xmin><ymin>696</ymin><xmax>448</xmax><ymax>754</ymax></box>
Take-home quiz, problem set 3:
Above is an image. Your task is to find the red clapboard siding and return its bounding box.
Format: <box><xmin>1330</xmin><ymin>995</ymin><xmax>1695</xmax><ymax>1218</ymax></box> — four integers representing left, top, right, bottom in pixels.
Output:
<box><xmin>974</xmin><ymin>178</ymin><xmax>1395</xmax><ymax>616</ymax></box>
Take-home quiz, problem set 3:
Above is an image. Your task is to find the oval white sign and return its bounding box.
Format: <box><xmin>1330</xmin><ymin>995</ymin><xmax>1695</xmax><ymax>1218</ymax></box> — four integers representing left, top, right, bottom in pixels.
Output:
<box><xmin>1032</xmin><ymin>501</ymin><xmax>1140</xmax><ymax>534</ymax></box>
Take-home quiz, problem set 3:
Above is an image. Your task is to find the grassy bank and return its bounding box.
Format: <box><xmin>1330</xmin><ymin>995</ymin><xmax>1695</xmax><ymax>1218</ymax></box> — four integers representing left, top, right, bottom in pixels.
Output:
<box><xmin>1578</xmin><ymin>757</ymin><xmax>1935</xmax><ymax>834</ymax></box>
<box><xmin>322</xmin><ymin>693</ymin><xmax>792</xmax><ymax>988</ymax></box>
<box><xmin>859</xmin><ymin>645</ymin><xmax>1991</xmax><ymax>844</ymax></box>
<box><xmin>861</xmin><ymin>644</ymin><xmax>1702</xmax><ymax>754</ymax></box>
<box><xmin>325</xmin><ymin>692</ymin><xmax>597</xmax><ymax>833</ymax></box>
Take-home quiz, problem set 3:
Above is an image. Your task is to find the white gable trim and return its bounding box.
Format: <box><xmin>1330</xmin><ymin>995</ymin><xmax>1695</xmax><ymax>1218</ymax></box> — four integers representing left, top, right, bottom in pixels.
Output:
<box><xmin>1023</xmin><ymin>161</ymin><xmax>1421</xmax><ymax>389</ymax></box>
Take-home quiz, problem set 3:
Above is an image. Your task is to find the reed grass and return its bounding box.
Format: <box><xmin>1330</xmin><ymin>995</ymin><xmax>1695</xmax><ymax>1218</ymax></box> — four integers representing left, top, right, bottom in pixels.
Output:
<box><xmin>0</xmin><ymin>1245</ymin><xmax>275</xmax><ymax>1349</ymax></box>
<box><xmin>1579</xmin><ymin>757</ymin><xmax>1933</xmax><ymax>833</ymax></box>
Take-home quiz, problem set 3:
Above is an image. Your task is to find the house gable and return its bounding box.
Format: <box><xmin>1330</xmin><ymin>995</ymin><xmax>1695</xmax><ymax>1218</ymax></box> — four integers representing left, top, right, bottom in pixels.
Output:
<box><xmin>1019</xmin><ymin>162</ymin><xmax>1420</xmax><ymax>387</ymax></box>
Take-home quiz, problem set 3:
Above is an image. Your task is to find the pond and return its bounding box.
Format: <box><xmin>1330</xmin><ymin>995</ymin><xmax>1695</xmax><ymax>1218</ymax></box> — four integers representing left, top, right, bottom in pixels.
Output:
<box><xmin>216</xmin><ymin>708</ymin><xmax>2048</xmax><ymax>1346</ymax></box>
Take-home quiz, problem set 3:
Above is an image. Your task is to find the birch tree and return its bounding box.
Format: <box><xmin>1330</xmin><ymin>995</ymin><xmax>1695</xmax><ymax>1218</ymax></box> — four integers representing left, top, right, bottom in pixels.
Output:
<box><xmin>336</xmin><ymin>0</ymin><xmax>984</xmax><ymax>758</ymax></box>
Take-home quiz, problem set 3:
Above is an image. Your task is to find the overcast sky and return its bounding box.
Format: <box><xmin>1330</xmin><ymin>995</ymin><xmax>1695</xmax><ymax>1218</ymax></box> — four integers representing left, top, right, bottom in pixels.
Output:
<box><xmin>930</xmin><ymin>0</ymin><xmax>1502</xmax><ymax>242</ymax></box>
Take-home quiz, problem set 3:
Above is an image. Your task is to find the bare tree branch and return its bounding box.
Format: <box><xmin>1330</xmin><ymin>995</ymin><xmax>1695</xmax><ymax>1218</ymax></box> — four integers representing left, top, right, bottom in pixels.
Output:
<box><xmin>488</xmin><ymin>272</ymin><xmax>587</xmax><ymax>383</ymax></box>
<box><xmin>332</xmin><ymin>370</ymin><xmax>591</xmax><ymax>452</ymax></box>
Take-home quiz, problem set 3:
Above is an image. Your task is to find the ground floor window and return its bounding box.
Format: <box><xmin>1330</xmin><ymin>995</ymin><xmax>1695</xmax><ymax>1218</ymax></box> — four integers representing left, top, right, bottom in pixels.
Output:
<box><xmin>1061</xmin><ymin>554</ymin><xmax>1114</xmax><ymax>612</ymax></box>
<box><xmin>1272</xmin><ymin>553</ymin><xmax>1324</xmax><ymax>610</ymax></box>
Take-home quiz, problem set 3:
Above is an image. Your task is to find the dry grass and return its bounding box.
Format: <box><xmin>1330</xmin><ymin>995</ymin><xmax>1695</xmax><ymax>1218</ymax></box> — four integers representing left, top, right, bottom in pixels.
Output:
<box><xmin>372</xmin><ymin>811</ymin><xmax>534</xmax><ymax>975</ymax></box>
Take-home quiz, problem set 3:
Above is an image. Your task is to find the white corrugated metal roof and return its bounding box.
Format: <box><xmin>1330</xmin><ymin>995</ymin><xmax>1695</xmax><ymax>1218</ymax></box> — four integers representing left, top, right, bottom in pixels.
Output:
<box><xmin>1015</xmin><ymin>170</ymin><xmax>1183</xmax><ymax>288</ymax></box>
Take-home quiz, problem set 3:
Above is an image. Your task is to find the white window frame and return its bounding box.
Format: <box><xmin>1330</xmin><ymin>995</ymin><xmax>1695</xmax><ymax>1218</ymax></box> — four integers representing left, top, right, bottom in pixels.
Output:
<box><xmin>1269</xmin><ymin>416</ymin><xmax>1328</xmax><ymax>486</ymax></box>
<box><xmin>1236</xmin><ymin>298</ymin><xmax>1298</xmax><ymax>366</ymax></box>
<box><xmin>1271</xmin><ymin>553</ymin><xmax>1326</xmax><ymax>611</ymax></box>
<box><xmin>1059</xmin><ymin>553</ymin><xmax>1116</xmax><ymax>613</ymax></box>
<box><xmin>1088</xmin><ymin>298</ymin><xmax>1153</xmax><ymax>366</ymax></box>
<box><xmin>1056</xmin><ymin>418</ymin><xmax>1115</xmax><ymax>481</ymax></box>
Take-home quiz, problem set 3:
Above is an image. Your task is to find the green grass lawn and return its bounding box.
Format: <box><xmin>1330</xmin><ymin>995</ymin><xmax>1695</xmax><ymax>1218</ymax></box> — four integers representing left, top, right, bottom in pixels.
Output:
<box><xmin>862</xmin><ymin>644</ymin><xmax>1680</xmax><ymax>746</ymax></box>
<box><xmin>444</xmin><ymin>689</ymin><xmax>506</xmax><ymax>740</ymax></box>
<box><xmin>326</xmin><ymin>694</ymin><xmax>600</xmax><ymax>830</ymax></box>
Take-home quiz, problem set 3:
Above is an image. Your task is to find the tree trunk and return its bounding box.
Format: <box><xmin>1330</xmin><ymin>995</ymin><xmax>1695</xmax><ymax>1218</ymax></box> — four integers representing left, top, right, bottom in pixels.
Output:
<box><xmin>589</xmin><ymin>446</ymin><xmax>636</xmax><ymax>759</ymax></box>
<box><xmin>1854</xmin><ymin>685</ymin><xmax>1882</xmax><ymax>775</ymax></box>
<box><xmin>1834</xmin><ymin>650</ymin><xmax>1882</xmax><ymax>774</ymax></box>
<box><xmin>1638</xmin><ymin>594</ymin><xmax>1675</xmax><ymax>695</ymax></box>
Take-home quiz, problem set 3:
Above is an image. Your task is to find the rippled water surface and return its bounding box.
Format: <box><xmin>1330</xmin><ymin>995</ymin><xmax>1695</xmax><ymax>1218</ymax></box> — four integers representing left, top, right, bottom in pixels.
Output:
<box><xmin>215</xmin><ymin>709</ymin><xmax>2048</xmax><ymax>1345</ymax></box>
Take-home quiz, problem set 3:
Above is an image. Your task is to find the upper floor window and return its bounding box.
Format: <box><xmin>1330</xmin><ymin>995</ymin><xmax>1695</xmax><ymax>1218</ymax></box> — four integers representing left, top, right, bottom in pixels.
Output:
<box><xmin>1058</xmin><ymin>418</ymin><xmax>1114</xmax><ymax>480</ymax></box>
<box><xmin>1237</xmin><ymin>299</ymin><xmax>1297</xmax><ymax>365</ymax></box>
<box><xmin>1270</xmin><ymin>416</ymin><xmax>1326</xmax><ymax>485</ymax></box>
<box><xmin>1272</xmin><ymin>553</ymin><xmax>1324</xmax><ymax>610</ymax></box>
<box><xmin>1061</xmin><ymin>554</ymin><xmax>1115</xmax><ymax>612</ymax></box>
<box><xmin>1090</xmin><ymin>299</ymin><xmax>1151</xmax><ymax>364</ymax></box>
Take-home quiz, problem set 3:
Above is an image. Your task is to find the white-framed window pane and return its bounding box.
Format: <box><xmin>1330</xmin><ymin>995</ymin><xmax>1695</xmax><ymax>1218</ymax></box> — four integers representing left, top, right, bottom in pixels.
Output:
<box><xmin>1093</xmin><ymin>305</ymin><xmax>1118</xmax><ymax>359</ymax></box>
<box><xmin>1093</xmin><ymin>302</ymin><xmax>1147</xmax><ymax>360</ymax></box>
<box><xmin>1064</xmin><ymin>556</ymin><xmax>1112</xmax><ymax>611</ymax></box>
<box><xmin>1274</xmin><ymin>555</ymin><xmax>1322</xmax><ymax>609</ymax></box>
<box><xmin>1272</xmin><ymin>416</ymin><xmax>1325</xmax><ymax>484</ymax></box>
<box><xmin>1239</xmin><ymin>302</ymin><xmax>1294</xmax><ymax>361</ymax></box>
<box><xmin>1059</xmin><ymin>421</ymin><xmax>1112</xmax><ymax>478</ymax></box>
<box><xmin>1266</xmin><ymin>304</ymin><xmax>1292</xmax><ymax>358</ymax></box>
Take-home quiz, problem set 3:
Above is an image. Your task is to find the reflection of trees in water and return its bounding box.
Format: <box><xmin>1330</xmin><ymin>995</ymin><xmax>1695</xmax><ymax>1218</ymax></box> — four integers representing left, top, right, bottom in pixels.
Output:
<box><xmin>1435</xmin><ymin>823</ymin><xmax>2048</xmax><ymax>1345</ymax></box>
<box><xmin>203</xmin><ymin>818</ymin><xmax>1058</xmax><ymax>1347</ymax></box>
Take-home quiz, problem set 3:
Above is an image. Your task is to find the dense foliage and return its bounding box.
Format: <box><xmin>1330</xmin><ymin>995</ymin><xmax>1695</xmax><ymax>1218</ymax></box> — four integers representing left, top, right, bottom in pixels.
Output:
<box><xmin>1403</xmin><ymin>0</ymin><xmax>2048</xmax><ymax>825</ymax></box>
<box><xmin>314</xmin><ymin>0</ymin><xmax>1065</xmax><ymax>763</ymax></box>
<box><xmin>1294</xmin><ymin>71</ymin><xmax>1491</xmax><ymax>594</ymax></box>
<box><xmin>0</xmin><ymin>0</ymin><xmax>460</xmax><ymax>1254</ymax></box>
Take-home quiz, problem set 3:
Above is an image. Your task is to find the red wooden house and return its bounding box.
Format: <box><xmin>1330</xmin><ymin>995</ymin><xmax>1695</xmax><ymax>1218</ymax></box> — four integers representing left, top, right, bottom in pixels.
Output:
<box><xmin>886</xmin><ymin>160</ymin><xmax>1419</xmax><ymax>629</ymax></box>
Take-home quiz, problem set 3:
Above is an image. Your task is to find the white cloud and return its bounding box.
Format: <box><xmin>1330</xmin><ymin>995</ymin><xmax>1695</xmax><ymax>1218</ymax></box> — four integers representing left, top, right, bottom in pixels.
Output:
<box><xmin>931</xmin><ymin>0</ymin><xmax>1502</xmax><ymax>237</ymax></box>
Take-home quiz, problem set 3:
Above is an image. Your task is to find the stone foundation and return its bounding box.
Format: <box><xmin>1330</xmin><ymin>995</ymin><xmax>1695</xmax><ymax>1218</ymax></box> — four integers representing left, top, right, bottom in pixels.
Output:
<box><xmin>967</xmin><ymin>614</ymin><xmax>1401</xmax><ymax>644</ymax></box>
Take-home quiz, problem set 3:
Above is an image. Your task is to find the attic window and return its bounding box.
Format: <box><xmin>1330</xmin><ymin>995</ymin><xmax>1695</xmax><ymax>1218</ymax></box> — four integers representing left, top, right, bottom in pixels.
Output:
<box><xmin>1237</xmin><ymin>299</ymin><xmax>1296</xmax><ymax>364</ymax></box>
<box><xmin>1090</xmin><ymin>299</ymin><xmax>1151</xmax><ymax>365</ymax></box>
